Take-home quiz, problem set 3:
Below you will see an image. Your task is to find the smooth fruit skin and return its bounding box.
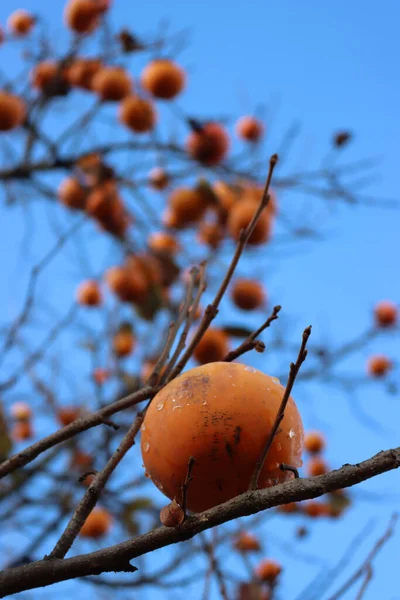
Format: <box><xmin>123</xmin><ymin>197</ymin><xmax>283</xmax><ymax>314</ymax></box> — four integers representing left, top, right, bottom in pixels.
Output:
<box><xmin>186</xmin><ymin>123</ymin><xmax>230</xmax><ymax>166</ymax></box>
<box><xmin>304</xmin><ymin>430</ymin><xmax>325</xmax><ymax>454</ymax></box>
<box><xmin>227</xmin><ymin>201</ymin><xmax>271</xmax><ymax>245</ymax></box>
<box><xmin>367</xmin><ymin>355</ymin><xmax>392</xmax><ymax>377</ymax></box>
<box><xmin>235</xmin><ymin>116</ymin><xmax>264</xmax><ymax>142</ymax></box>
<box><xmin>374</xmin><ymin>300</ymin><xmax>398</xmax><ymax>327</ymax></box>
<box><xmin>119</xmin><ymin>96</ymin><xmax>156</xmax><ymax>133</ymax></box>
<box><xmin>64</xmin><ymin>0</ymin><xmax>101</xmax><ymax>34</ymax></box>
<box><xmin>193</xmin><ymin>328</ymin><xmax>230</xmax><ymax>364</ymax></box>
<box><xmin>141</xmin><ymin>59</ymin><xmax>185</xmax><ymax>100</ymax></box>
<box><xmin>92</xmin><ymin>67</ymin><xmax>132</xmax><ymax>101</ymax></box>
<box><xmin>58</xmin><ymin>177</ymin><xmax>87</xmax><ymax>209</ymax></box>
<box><xmin>141</xmin><ymin>362</ymin><xmax>304</xmax><ymax>513</ymax></box>
<box><xmin>80</xmin><ymin>507</ymin><xmax>112</xmax><ymax>538</ymax></box>
<box><xmin>0</xmin><ymin>92</ymin><xmax>26</xmax><ymax>131</ymax></box>
<box><xmin>231</xmin><ymin>279</ymin><xmax>265</xmax><ymax>311</ymax></box>
<box><xmin>7</xmin><ymin>10</ymin><xmax>35</xmax><ymax>36</ymax></box>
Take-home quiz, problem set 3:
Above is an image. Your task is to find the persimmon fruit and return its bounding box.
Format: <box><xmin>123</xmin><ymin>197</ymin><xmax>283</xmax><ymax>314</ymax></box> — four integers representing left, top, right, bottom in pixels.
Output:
<box><xmin>12</xmin><ymin>421</ymin><xmax>33</xmax><ymax>441</ymax></box>
<box><xmin>168</xmin><ymin>187</ymin><xmax>207</xmax><ymax>226</ymax></box>
<box><xmin>304</xmin><ymin>431</ymin><xmax>325</xmax><ymax>454</ymax></box>
<box><xmin>141</xmin><ymin>59</ymin><xmax>185</xmax><ymax>100</ymax></box>
<box><xmin>234</xmin><ymin>531</ymin><xmax>261</xmax><ymax>552</ymax></box>
<box><xmin>113</xmin><ymin>330</ymin><xmax>135</xmax><ymax>358</ymax></box>
<box><xmin>105</xmin><ymin>265</ymin><xmax>148</xmax><ymax>303</ymax></box>
<box><xmin>235</xmin><ymin>116</ymin><xmax>264</xmax><ymax>142</ymax></box>
<box><xmin>80</xmin><ymin>507</ymin><xmax>112</xmax><ymax>538</ymax></box>
<box><xmin>256</xmin><ymin>559</ymin><xmax>282</xmax><ymax>582</ymax></box>
<box><xmin>64</xmin><ymin>0</ymin><xmax>101</xmax><ymax>34</ymax></box>
<box><xmin>140</xmin><ymin>361</ymin><xmax>304</xmax><ymax>512</ymax></box>
<box><xmin>76</xmin><ymin>280</ymin><xmax>102</xmax><ymax>306</ymax></box>
<box><xmin>119</xmin><ymin>96</ymin><xmax>156</xmax><ymax>133</ymax></box>
<box><xmin>149</xmin><ymin>167</ymin><xmax>169</xmax><ymax>191</ymax></box>
<box><xmin>92</xmin><ymin>66</ymin><xmax>132</xmax><ymax>101</ymax></box>
<box><xmin>58</xmin><ymin>177</ymin><xmax>87</xmax><ymax>210</ymax></box>
<box><xmin>374</xmin><ymin>301</ymin><xmax>397</xmax><ymax>327</ymax></box>
<box><xmin>227</xmin><ymin>201</ymin><xmax>271</xmax><ymax>245</ymax></box>
<box><xmin>193</xmin><ymin>328</ymin><xmax>230</xmax><ymax>364</ymax></box>
<box><xmin>148</xmin><ymin>231</ymin><xmax>180</xmax><ymax>255</ymax></box>
<box><xmin>307</xmin><ymin>456</ymin><xmax>328</xmax><ymax>477</ymax></box>
<box><xmin>11</xmin><ymin>402</ymin><xmax>32</xmax><ymax>421</ymax></box>
<box><xmin>66</xmin><ymin>58</ymin><xmax>102</xmax><ymax>90</ymax></box>
<box><xmin>58</xmin><ymin>407</ymin><xmax>81</xmax><ymax>426</ymax></box>
<box><xmin>231</xmin><ymin>279</ymin><xmax>265</xmax><ymax>311</ymax></box>
<box><xmin>367</xmin><ymin>355</ymin><xmax>392</xmax><ymax>377</ymax></box>
<box><xmin>7</xmin><ymin>10</ymin><xmax>35</xmax><ymax>36</ymax></box>
<box><xmin>186</xmin><ymin>122</ymin><xmax>230</xmax><ymax>166</ymax></box>
<box><xmin>0</xmin><ymin>92</ymin><xmax>26</xmax><ymax>131</ymax></box>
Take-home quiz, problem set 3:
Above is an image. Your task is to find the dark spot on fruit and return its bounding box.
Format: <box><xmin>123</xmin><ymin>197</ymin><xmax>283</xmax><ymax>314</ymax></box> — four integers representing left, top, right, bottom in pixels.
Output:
<box><xmin>234</xmin><ymin>425</ymin><xmax>242</xmax><ymax>445</ymax></box>
<box><xmin>216</xmin><ymin>479</ymin><xmax>223</xmax><ymax>492</ymax></box>
<box><xmin>225</xmin><ymin>442</ymin><xmax>234</xmax><ymax>459</ymax></box>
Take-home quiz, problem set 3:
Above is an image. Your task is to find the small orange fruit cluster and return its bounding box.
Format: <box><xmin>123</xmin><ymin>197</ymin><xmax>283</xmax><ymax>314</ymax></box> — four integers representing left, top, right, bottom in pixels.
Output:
<box><xmin>10</xmin><ymin>402</ymin><xmax>33</xmax><ymax>441</ymax></box>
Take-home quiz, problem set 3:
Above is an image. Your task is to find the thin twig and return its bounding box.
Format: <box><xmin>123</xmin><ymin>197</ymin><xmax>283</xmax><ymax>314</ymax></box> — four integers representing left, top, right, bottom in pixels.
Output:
<box><xmin>224</xmin><ymin>305</ymin><xmax>281</xmax><ymax>362</ymax></box>
<box><xmin>326</xmin><ymin>513</ymin><xmax>397</xmax><ymax>600</ymax></box>
<box><xmin>180</xmin><ymin>456</ymin><xmax>196</xmax><ymax>515</ymax></box>
<box><xmin>249</xmin><ymin>324</ymin><xmax>311</xmax><ymax>490</ymax></box>
<box><xmin>169</xmin><ymin>155</ymin><xmax>278</xmax><ymax>380</ymax></box>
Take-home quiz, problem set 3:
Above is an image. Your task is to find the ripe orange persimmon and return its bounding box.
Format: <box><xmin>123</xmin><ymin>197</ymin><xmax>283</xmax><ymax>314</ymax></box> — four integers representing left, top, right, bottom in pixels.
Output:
<box><xmin>307</xmin><ymin>456</ymin><xmax>328</xmax><ymax>477</ymax></box>
<box><xmin>92</xmin><ymin>367</ymin><xmax>111</xmax><ymax>385</ymax></box>
<box><xmin>197</xmin><ymin>221</ymin><xmax>224</xmax><ymax>249</ymax></box>
<box><xmin>231</xmin><ymin>279</ymin><xmax>265</xmax><ymax>311</ymax></box>
<box><xmin>58</xmin><ymin>407</ymin><xmax>81</xmax><ymax>426</ymax></box>
<box><xmin>235</xmin><ymin>116</ymin><xmax>264</xmax><ymax>142</ymax></box>
<box><xmin>113</xmin><ymin>330</ymin><xmax>135</xmax><ymax>358</ymax></box>
<box><xmin>304</xmin><ymin>431</ymin><xmax>325</xmax><ymax>454</ymax></box>
<box><xmin>86</xmin><ymin>181</ymin><xmax>121</xmax><ymax>218</ymax></box>
<box><xmin>277</xmin><ymin>501</ymin><xmax>298</xmax><ymax>514</ymax></box>
<box><xmin>30</xmin><ymin>61</ymin><xmax>65</xmax><ymax>91</ymax></box>
<box><xmin>92</xmin><ymin>66</ymin><xmax>132</xmax><ymax>101</ymax></box>
<box><xmin>374</xmin><ymin>301</ymin><xmax>398</xmax><ymax>327</ymax></box>
<box><xmin>0</xmin><ymin>92</ymin><xmax>26</xmax><ymax>131</ymax></box>
<box><xmin>193</xmin><ymin>328</ymin><xmax>230</xmax><ymax>364</ymax></box>
<box><xmin>119</xmin><ymin>96</ymin><xmax>156</xmax><ymax>133</ymax></box>
<box><xmin>149</xmin><ymin>167</ymin><xmax>169</xmax><ymax>190</ymax></box>
<box><xmin>148</xmin><ymin>231</ymin><xmax>180</xmax><ymax>255</ymax></box>
<box><xmin>64</xmin><ymin>0</ymin><xmax>101</xmax><ymax>34</ymax></box>
<box><xmin>10</xmin><ymin>402</ymin><xmax>32</xmax><ymax>421</ymax></box>
<box><xmin>105</xmin><ymin>266</ymin><xmax>148</xmax><ymax>303</ymax></box>
<box><xmin>367</xmin><ymin>355</ymin><xmax>392</xmax><ymax>377</ymax></box>
<box><xmin>227</xmin><ymin>201</ymin><xmax>271</xmax><ymax>245</ymax></box>
<box><xmin>141</xmin><ymin>362</ymin><xmax>304</xmax><ymax>512</ymax></box>
<box><xmin>234</xmin><ymin>531</ymin><xmax>261</xmax><ymax>552</ymax></box>
<box><xmin>141</xmin><ymin>59</ymin><xmax>185</xmax><ymax>100</ymax></box>
<box><xmin>7</xmin><ymin>10</ymin><xmax>35</xmax><ymax>36</ymax></box>
<box><xmin>240</xmin><ymin>182</ymin><xmax>277</xmax><ymax>215</ymax></box>
<box><xmin>76</xmin><ymin>280</ymin><xmax>102</xmax><ymax>306</ymax></box>
<box><xmin>70</xmin><ymin>449</ymin><xmax>93</xmax><ymax>470</ymax></box>
<box><xmin>58</xmin><ymin>177</ymin><xmax>87</xmax><ymax>210</ymax></box>
<box><xmin>66</xmin><ymin>58</ymin><xmax>102</xmax><ymax>90</ymax></box>
<box><xmin>303</xmin><ymin>501</ymin><xmax>330</xmax><ymax>518</ymax></box>
<box><xmin>80</xmin><ymin>507</ymin><xmax>112</xmax><ymax>538</ymax></box>
<box><xmin>186</xmin><ymin>122</ymin><xmax>230</xmax><ymax>166</ymax></box>
<box><xmin>168</xmin><ymin>187</ymin><xmax>207</xmax><ymax>226</ymax></box>
<box><xmin>256</xmin><ymin>559</ymin><xmax>282</xmax><ymax>582</ymax></box>
<box><xmin>12</xmin><ymin>421</ymin><xmax>33</xmax><ymax>441</ymax></box>
<box><xmin>213</xmin><ymin>181</ymin><xmax>239</xmax><ymax>214</ymax></box>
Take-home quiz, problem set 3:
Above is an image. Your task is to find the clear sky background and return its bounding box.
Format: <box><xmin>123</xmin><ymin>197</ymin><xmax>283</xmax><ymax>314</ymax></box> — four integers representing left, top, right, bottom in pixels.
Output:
<box><xmin>0</xmin><ymin>1</ymin><xmax>399</xmax><ymax>599</ymax></box>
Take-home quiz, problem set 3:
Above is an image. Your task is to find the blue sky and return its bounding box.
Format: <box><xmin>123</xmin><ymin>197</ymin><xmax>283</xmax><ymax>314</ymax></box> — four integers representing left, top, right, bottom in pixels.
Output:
<box><xmin>0</xmin><ymin>1</ymin><xmax>399</xmax><ymax>599</ymax></box>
